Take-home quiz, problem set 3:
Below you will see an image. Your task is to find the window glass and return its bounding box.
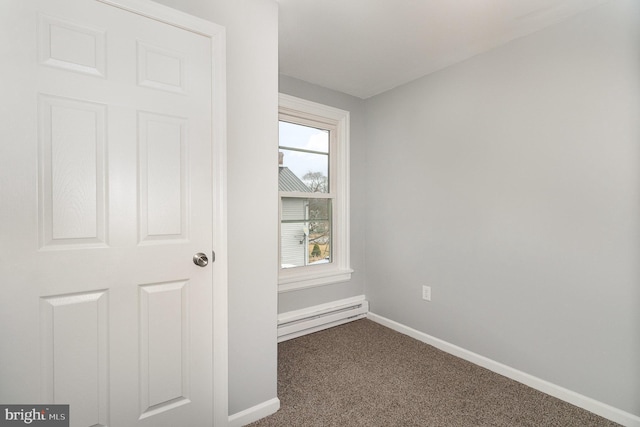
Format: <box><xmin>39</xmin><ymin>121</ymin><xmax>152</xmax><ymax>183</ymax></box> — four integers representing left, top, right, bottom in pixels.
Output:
<box><xmin>280</xmin><ymin>198</ymin><xmax>332</xmax><ymax>268</ymax></box>
<box><xmin>278</xmin><ymin>121</ymin><xmax>329</xmax><ymax>193</ymax></box>
<box><xmin>279</xmin><ymin>119</ymin><xmax>332</xmax><ymax>269</ymax></box>
<box><xmin>279</xmin><ymin>121</ymin><xmax>329</xmax><ymax>152</ymax></box>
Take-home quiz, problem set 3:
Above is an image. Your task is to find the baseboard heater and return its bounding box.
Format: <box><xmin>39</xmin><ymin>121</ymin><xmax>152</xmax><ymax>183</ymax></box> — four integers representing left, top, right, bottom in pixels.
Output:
<box><xmin>277</xmin><ymin>295</ymin><xmax>369</xmax><ymax>342</ymax></box>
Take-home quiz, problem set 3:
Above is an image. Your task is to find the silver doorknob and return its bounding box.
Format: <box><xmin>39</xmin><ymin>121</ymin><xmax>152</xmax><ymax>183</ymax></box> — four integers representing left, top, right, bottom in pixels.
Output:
<box><xmin>193</xmin><ymin>252</ymin><xmax>209</xmax><ymax>267</ymax></box>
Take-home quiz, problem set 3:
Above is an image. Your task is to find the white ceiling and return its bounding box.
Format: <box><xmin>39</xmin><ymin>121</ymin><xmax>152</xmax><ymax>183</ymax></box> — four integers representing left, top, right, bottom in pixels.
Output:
<box><xmin>278</xmin><ymin>0</ymin><xmax>609</xmax><ymax>99</ymax></box>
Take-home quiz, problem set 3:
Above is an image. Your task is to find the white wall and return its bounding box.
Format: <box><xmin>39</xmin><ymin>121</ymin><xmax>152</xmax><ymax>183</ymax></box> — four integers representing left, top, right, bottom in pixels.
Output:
<box><xmin>152</xmin><ymin>0</ymin><xmax>279</xmax><ymax>417</ymax></box>
<box><xmin>278</xmin><ymin>75</ymin><xmax>367</xmax><ymax>312</ymax></box>
<box><xmin>365</xmin><ymin>0</ymin><xmax>639</xmax><ymax>417</ymax></box>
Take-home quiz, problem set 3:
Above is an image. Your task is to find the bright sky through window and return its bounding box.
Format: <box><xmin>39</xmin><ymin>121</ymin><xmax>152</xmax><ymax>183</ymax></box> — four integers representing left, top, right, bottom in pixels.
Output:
<box><xmin>278</xmin><ymin>121</ymin><xmax>329</xmax><ymax>182</ymax></box>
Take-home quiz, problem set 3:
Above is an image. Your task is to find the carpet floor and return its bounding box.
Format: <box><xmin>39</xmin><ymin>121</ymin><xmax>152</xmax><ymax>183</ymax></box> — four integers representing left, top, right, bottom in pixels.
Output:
<box><xmin>249</xmin><ymin>319</ymin><xmax>620</xmax><ymax>427</ymax></box>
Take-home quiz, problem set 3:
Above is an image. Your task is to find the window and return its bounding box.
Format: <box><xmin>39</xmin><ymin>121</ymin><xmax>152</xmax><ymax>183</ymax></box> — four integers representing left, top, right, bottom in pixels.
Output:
<box><xmin>278</xmin><ymin>94</ymin><xmax>352</xmax><ymax>291</ymax></box>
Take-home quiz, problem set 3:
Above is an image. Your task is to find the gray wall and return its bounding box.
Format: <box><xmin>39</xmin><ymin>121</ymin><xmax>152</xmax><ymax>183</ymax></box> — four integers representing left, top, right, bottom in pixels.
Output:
<box><xmin>364</xmin><ymin>0</ymin><xmax>639</xmax><ymax>416</ymax></box>
<box><xmin>152</xmin><ymin>0</ymin><xmax>279</xmax><ymax>416</ymax></box>
<box><xmin>150</xmin><ymin>0</ymin><xmax>639</xmax><ymax>419</ymax></box>
<box><xmin>278</xmin><ymin>75</ymin><xmax>367</xmax><ymax>313</ymax></box>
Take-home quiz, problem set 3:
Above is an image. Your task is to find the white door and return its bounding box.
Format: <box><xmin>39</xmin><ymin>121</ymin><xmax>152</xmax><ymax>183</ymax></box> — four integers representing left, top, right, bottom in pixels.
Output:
<box><xmin>0</xmin><ymin>1</ymin><xmax>224</xmax><ymax>426</ymax></box>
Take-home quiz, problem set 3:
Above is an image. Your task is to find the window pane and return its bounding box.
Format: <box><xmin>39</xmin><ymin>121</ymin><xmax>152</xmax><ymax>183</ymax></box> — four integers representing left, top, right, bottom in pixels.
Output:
<box><xmin>279</xmin><ymin>120</ymin><xmax>330</xmax><ymax>194</ymax></box>
<box><xmin>279</xmin><ymin>121</ymin><xmax>328</xmax><ymax>153</ymax></box>
<box><xmin>281</xmin><ymin>198</ymin><xmax>331</xmax><ymax>268</ymax></box>
<box><xmin>308</xmin><ymin>198</ymin><xmax>330</xmax><ymax>221</ymax></box>
<box><xmin>279</xmin><ymin>149</ymin><xmax>328</xmax><ymax>193</ymax></box>
<box><xmin>308</xmin><ymin>220</ymin><xmax>331</xmax><ymax>265</ymax></box>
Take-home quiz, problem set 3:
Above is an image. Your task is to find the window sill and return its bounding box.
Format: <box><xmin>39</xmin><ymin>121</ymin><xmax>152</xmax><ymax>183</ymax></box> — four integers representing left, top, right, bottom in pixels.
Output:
<box><xmin>278</xmin><ymin>267</ymin><xmax>353</xmax><ymax>293</ymax></box>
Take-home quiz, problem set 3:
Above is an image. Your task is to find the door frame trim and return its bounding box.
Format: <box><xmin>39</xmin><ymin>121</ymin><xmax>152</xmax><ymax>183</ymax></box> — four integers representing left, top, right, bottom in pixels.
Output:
<box><xmin>97</xmin><ymin>1</ymin><xmax>228</xmax><ymax>425</ymax></box>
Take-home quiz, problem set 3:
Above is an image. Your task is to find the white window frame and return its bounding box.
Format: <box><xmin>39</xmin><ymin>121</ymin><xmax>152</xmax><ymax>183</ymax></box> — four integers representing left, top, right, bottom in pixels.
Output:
<box><xmin>278</xmin><ymin>93</ymin><xmax>352</xmax><ymax>292</ymax></box>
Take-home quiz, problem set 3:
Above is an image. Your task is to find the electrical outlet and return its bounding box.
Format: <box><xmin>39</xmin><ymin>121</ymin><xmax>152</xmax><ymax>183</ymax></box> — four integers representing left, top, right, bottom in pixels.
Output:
<box><xmin>422</xmin><ymin>285</ymin><xmax>431</xmax><ymax>301</ymax></box>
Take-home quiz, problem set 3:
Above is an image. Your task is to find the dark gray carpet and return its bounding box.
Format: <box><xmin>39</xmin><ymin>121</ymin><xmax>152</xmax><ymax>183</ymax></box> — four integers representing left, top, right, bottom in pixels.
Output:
<box><xmin>249</xmin><ymin>319</ymin><xmax>619</xmax><ymax>427</ymax></box>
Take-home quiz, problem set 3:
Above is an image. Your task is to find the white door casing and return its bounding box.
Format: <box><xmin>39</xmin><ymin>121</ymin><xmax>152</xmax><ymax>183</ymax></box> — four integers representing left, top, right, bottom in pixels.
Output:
<box><xmin>0</xmin><ymin>0</ymin><xmax>228</xmax><ymax>426</ymax></box>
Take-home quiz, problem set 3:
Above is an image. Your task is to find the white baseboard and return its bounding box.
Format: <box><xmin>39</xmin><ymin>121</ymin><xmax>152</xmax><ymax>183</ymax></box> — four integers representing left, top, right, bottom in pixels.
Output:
<box><xmin>228</xmin><ymin>397</ymin><xmax>280</xmax><ymax>427</ymax></box>
<box><xmin>368</xmin><ymin>312</ymin><xmax>640</xmax><ymax>427</ymax></box>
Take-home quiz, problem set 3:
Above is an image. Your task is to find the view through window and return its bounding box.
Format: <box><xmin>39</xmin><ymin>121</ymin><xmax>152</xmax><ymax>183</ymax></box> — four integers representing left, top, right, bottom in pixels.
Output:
<box><xmin>278</xmin><ymin>94</ymin><xmax>351</xmax><ymax>292</ymax></box>
<box><xmin>279</xmin><ymin>121</ymin><xmax>332</xmax><ymax>268</ymax></box>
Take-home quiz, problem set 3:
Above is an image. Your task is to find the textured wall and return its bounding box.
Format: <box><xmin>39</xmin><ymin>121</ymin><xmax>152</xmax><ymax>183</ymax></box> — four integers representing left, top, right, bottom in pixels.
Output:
<box><xmin>364</xmin><ymin>1</ymin><xmax>639</xmax><ymax>416</ymax></box>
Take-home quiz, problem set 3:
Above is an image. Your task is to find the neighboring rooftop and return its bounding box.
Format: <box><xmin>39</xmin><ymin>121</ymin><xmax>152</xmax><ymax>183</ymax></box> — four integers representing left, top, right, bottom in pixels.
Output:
<box><xmin>279</xmin><ymin>166</ymin><xmax>311</xmax><ymax>192</ymax></box>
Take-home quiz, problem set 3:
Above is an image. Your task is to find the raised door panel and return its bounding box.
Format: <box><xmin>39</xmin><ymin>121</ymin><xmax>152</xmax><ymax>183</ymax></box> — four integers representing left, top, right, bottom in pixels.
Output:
<box><xmin>40</xmin><ymin>291</ymin><xmax>109</xmax><ymax>427</ymax></box>
<box><xmin>137</xmin><ymin>112</ymin><xmax>188</xmax><ymax>243</ymax></box>
<box><xmin>38</xmin><ymin>95</ymin><xmax>108</xmax><ymax>249</ymax></box>
<box><xmin>39</xmin><ymin>14</ymin><xmax>106</xmax><ymax>77</ymax></box>
<box><xmin>137</xmin><ymin>42</ymin><xmax>185</xmax><ymax>94</ymax></box>
<box><xmin>139</xmin><ymin>281</ymin><xmax>190</xmax><ymax>418</ymax></box>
